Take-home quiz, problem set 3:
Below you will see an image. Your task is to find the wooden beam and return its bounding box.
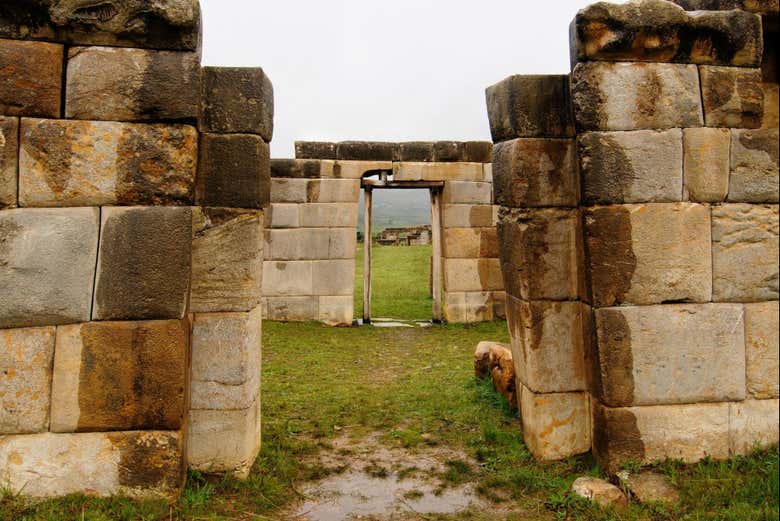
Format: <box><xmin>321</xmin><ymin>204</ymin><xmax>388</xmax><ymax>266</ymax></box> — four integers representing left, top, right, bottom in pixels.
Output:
<box><xmin>430</xmin><ymin>188</ymin><xmax>443</xmax><ymax>323</ymax></box>
<box><xmin>363</xmin><ymin>188</ymin><xmax>373</xmax><ymax>324</ymax></box>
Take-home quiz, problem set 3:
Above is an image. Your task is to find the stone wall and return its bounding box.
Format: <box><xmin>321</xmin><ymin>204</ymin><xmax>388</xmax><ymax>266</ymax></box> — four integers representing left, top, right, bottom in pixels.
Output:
<box><xmin>264</xmin><ymin>141</ymin><xmax>504</xmax><ymax>324</ymax></box>
<box><xmin>0</xmin><ymin>0</ymin><xmax>271</xmax><ymax>497</ymax></box>
<box><xmin>488</xmin><ymin>0</ymin><xmax>779</xmax><ymax>470</ymax></box>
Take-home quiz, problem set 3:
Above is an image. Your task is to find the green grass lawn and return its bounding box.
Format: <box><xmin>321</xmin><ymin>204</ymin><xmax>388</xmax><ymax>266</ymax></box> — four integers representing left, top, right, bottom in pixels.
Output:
<box><xmin>355</xmin><ymin>243</ymin><xmax>434</xmax><ymax>320</ymax></box>
<box><xmin>3</xmin><ymin>245</ymin><xmax>778</xmax><ymax>521</ymax></box>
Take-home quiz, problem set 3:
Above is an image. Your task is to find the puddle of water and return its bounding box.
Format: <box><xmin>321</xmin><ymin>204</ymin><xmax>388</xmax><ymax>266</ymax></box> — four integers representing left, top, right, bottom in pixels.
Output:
<box><xmin>295</xmin><ymin>470</ymin><xmax>481</xmax><ymax>521</ymax></box>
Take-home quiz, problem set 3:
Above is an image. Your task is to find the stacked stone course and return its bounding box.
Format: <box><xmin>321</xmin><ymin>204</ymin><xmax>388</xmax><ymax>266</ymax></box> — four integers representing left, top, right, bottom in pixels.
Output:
<box><xmin>264</xmin><ymin>140</ymin><xmax>504</xmax><ymax>324</ymax></box>
<box><xmin>489</xmin><ymin>0</ymin><xmax>778</xmax><ymax>470</ymax></box>
<box><xmin>0</xmin><ymin>0</ymin><xmax>271</xmax><ymax>498</ymax></box>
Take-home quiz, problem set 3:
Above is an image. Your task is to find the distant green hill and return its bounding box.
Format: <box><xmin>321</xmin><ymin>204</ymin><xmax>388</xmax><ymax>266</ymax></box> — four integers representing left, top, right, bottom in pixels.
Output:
<box><xmin>358</xmin><ymin>189</ymin><xmax>431</xmax><ymax>233</ymax></box>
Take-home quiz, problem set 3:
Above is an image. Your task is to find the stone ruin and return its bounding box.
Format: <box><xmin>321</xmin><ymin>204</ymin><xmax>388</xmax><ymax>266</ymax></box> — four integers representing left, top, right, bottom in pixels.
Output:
<box><xmin>1</xmin><ymin>0</ymin><xmax>268</xmax><ymax>498</ymax></box>
<box><xmin>487</xmin><ymin>0</ymin><xmax>778</xmax><ymax>470</ymax></box>
<box><xmin>376</xmin><ymin>226</ymin><xmax>431</xmax><ymax>246</ymax></box>
<box><xmin>0</xmin><ymin>0</ymin><xmax>776</xmax><ymax>502</ymax></box>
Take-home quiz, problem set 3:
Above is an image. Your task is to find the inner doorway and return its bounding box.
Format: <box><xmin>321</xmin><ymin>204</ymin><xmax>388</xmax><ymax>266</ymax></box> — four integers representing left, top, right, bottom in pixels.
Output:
<box><xmin>357</xmin><ymin>172</ymin><xmax>444</xmax><ymax>324</ymax></box>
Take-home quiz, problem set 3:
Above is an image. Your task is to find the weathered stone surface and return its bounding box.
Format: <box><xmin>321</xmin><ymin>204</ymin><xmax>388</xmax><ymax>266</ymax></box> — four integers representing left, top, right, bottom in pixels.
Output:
<box><xmin>474</xmin><ymin>341</ymin><xmax>493</xmax><ymax>379</ymax></box>
<box><xmin>20</xmin><ymin>118</ymin><xmax>197</xmax><ymax>206</ymax></box>
<box><xmin>398</xmin><ymin>141</ymin><xmax>434</xmax><ymax>162</ymax></box>
<box><xmin>571</xmin><ymin>0</ymin><xmax>763</xmax><ymax>67</ymax></box>
<box><xmin>270</xmin><ymin>158</ymin><xmax>324</xmax><ymax>178</ymax></box>
<box><xmin>493</xmin><ymin>138</ymin><xmax>578</xmax><ymax>208</ymax></box>
<box><xmin>197</xmin><ymin>133</ymin><xmax>270</xmax><ymax>209</ymax></box>
<box><xmin>299</xmin><ymin>203</ymin><xmax>358</xmax><ymax>228</ymax></box>
<box><xmin>318</xmin><ymin>296</ymin><xmax>353</xmax><ymax>326</ymax></box>
<box><xmin>584</xmin><ymin>203</ymin><xmax>712</xmax><ymax>307</ymax></box>
<box><xmin>187</xmin><ymin>400</ymin><xmax>260</xmax><ymax>479</ymax></box>
<box><xmin>327</xmin><ymin>228</ymin><xmax>357</xmax><ymax>259</ymax></box>
<box><xmin>444</xmin><ymin>292</ymin><xmax>498</xmax><ymax>324</ymax></box>
<box><xmin>93</xmin><ymin>206</ymin><xmax>191</xmax><ymax>320</ymax></box>
<box><xmin>595</xmin><ymin>304</ymin><xmax>745</xmax><ymax>407</ymax></box>
<box><xmin>200</xmin><ymin>67</ymin><xmax>274</xmax><ymax>140</ymax></box>
<box><xmin>520</xmin><ymin>386</ymin><xmax>591</xmax><ymax>461</ymax></box>
<box><xmin>295</xmin><ymin>141</ymin><xmax>337</xmax><ymax>159</ymax></box>
<box><xmin>271</xmin><ymin>178</ymin><xmax>308</xmax><ymax>203</ymax></box>
<box><xmin>191</xmin><ymin>308</ymin><xmax>261</xmax><ymax>411</ymax></box>
<box><xmin>262</xmin><ymin>261</ymin><xmax>313</xmax><ymax>296</ymax></box>
<box><xmin>393</xmin><ymin>162</ymin><xmax>485</xmax><ymax>182</ymax></box>
<box><xmin>333</xmin><ymin>160</ymin><xmax>392</xmax><ymax>179</ymax></box>
<box><xmin>0</xmin><ymin>116</ymin><xmax>18</xmax><ymax>208</ymax></box>
<box><xmin>671</xmin><ymin>0</ymin><xmax>779</xmax><ymax>15</ymax></box>
<box><xmin>729</xmin><ymin>128</ymin><xmax>779</xmax><ymax>202</ymax></box>
<box><xmin>486</xmin><ymin>75</ymin><xmax>575</xmax><ymax>141</ymax></box>
<box><xmin>306</xmin><ymin>179</ymin><xmax>361</xmax><ymax>203</ymax></box>
<box><xmin>0</xmin><ymin>327</ymin><xmax>55</xmax><ymax>434</ymax></box>
<box><xmin>443</xmin><ymin>227</ymin><xmax>496</xmax><ymax>258</ymax></box>
<box><xmin>683</xmin><ymin>127</ymin><xmax>730</xmax><ymax>202</ymax></box>
<box><xmin>488</xmin><ymin>343</ymin><xmax>517</xmax><ymax>409</ymax></box>
<box><xmin>50</xmin><ymin>320</ymin><xmax>187</xmax><ymax>432</ymax></box>
<box><xmin>571</xmin><ymin>477</ymin><xmax>628</xmax><ymax>509</ymax></box>
<box><xmin>444</xmin><ymin>258</ymin><xmax>502</xmax><ymax>292</ymax></box>
<box><xmin>498</xmin><ymin>208</ymin><xmax>585</xmax><ymax>301</ymax></box>
<box><xmin>593</xmin><ymin>402</ymin><xmax>730</xmax><ymax>472</ymax></box>
<box><xmin>762</xmin><ymin>83</ymin><xmax>779</xmax><ymax>128</ymax></box>
<box><xmin>443</xmin><ymin>181</ymin><xmax>492</xmax><ymax>204</ymax></box>
<box><xmin>616</xmin><ymin>472</ymin><xmax>680</xmax><ymax>504</ymax></box>
<box><xmin>462</xmin><ymin>141</ymin><xmax>493</xmax><ymax>163</ymax></box>
<box><xmin>266</xmin><ymin>228</ymin><xmax>330</xmax><ymax>260</ymax></box>
<box><xmin>711</xmin><ymin>204</ymin><xmax>778</xmax><ymax>301</ymax></box>
<box><xmin>0</xmin><ymin>208</ymin><xmax>98</xmax><ymax>328</ymax></box>
<box><xmin>268</xmin><ymin>203</ymin><xmax>299</xmax><ymax>228</ymax></box>
<box><xmin>0</xmin><ymin>431</ymin><xmax>183</xmax><ymax>499</ymax></box>
<box><xmin>0</xmin><ymin>0</ymin><xmax>201</xmax><ymax>50</ymax></box>
<box><xmin>579</xmin><ymin>129</ymin><xmax>683</xmax><ymax>204</ymax></box>
<box><xmin>700</xmin><ymin>66</ymin><xmax>763</xmax><ymax>128</ymax></box>
<box><xmin>745</xmin><ymin>301</ymin><xmax>779</xmax><ymax>399</ymax></box>
<box><xmin>337</xmin><ymin>141</ymin><xmax>397</xmax><ymax>161</ymax></box>
<box><xmin>571</xmin><ymin>62</ymin><xmax>703</xmax><ymax>131</ymax></box>
<box><xmin>729</xmin><ymin>399</ymin><xmax>780</xmax><ymax>455</ymax></box>
<box><xmin>442</xmin><ymin>204</ymin><xmax>495</xmax><ymax>228</ymax></box>
<box><xmin>65</xmin><ymin>46</ymin><xmax>199</xmax><ymax>121</ymax></box>
<box><xmin>191</xmin><ymin>208</ymin><xmax>264</xmax><ymax>313</ymax></box>
<box><xmin>265</xmin><ymin>296</ymin><xmax>318</xmax><ymax>321</ymax></box>
<box><xmin>312</xmin><ymin>259</ymin><xmax>355</xmax><ymax>296</ymax></box>
<box><xmin>507</xmin><ymin>297</ymin><xmax>589</xmax><ymax>393</ymax></box>
<box><xmin>0</xmin><ymin>39</ymin><xmax>62</xmax><ymax>117</ymax></box>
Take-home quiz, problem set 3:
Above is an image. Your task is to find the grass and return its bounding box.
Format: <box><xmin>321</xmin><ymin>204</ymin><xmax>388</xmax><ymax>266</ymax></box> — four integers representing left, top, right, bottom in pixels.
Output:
<box><xmin>3</xmin><ymin>245</ymin><xmax>778</xmax><ymax>520</ymax></box>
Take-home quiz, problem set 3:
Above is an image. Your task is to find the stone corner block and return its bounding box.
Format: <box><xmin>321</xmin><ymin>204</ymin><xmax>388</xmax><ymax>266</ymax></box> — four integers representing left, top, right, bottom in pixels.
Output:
<box><xmin>0</xmin><ymin>38</ymin><xmax>63</xmax><ymax>118</ymax></box>
<box><xmin>199</xmin><ymin>67</ymin><xmax>274</xmax><ymax>141</ymax></box>
<box><xmin>197</xmin><ymin>133</ymin><xmax>270</xmax><ymax>209</ymax></box>
<box><xmin>520</xmin><ymin>385</ymin><xmax>591</xmax><ymax>461</ymax></box>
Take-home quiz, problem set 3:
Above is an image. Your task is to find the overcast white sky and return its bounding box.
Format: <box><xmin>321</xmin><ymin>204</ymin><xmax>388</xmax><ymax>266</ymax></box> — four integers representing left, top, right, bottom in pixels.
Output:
<box><xmin>199</xmin><ymin>0</ymin><xmax>596</xmax><ymax>157</ymax></box>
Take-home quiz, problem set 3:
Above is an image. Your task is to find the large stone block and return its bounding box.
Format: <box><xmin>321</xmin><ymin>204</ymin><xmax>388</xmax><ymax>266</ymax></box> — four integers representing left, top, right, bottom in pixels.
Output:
<box><xmin>266</xmin><ymin>228</ymin><xmax>330</xmax><ymax>260</ymax></box>
<box><xmin>745</xmin><ymin>301</ymin><xmax>779</xmax><ymax>399</ymax></box>
<box><xmin>200</xmin><ymin>67</ymin><xmax>274</xmax><ymax>141</ymax></box>
<box><xmin>506</xmin><ymin>297</ymin><xmax>589</xmax><ymax>393</ymax></box>
<box><xmin>493</xmin><ymin>138</ymin><xmax>578</xmax><ymax>208</ymax></box>
<box><xmin>270</xmin><ymin>158</ymin><xmax>327</xmax><ymax>178</ymax></box>
<box><xmin>729</xmin><ymin>399</ymin><xmax>780</xmax><ymax>455</ymax></box>
<box><xmin>0</xmin><ymin>0</ymin><xmax>201</xmax><ymax>50</ymax></box>
<box><xmin>65</xmin><ymin>46</ymin><xmax>199</xmax><ymax>121</ymax></box>
<box><xmin>729</xmin><ymin>128</ymin><xmax>779</xmax><ymax>203</ymax></box>
<box><xmin>442</xmin><ymin>204</ymin><xmax>494</xmax><ymax>228</ymax></box>
<box><xmin>299</xmin><ymin>203</ymin><xmax>358</xmax><ymax>228</ymax></box>
<box><xmin>519</xmin><ymin>386</ymin><xmax>591</xmax><ymax>461</ymax></box>
<box><xmin>0</xmin><ymin>39</ymin><xmax>62</xmax><ymax>117</ymax></box>
<box><xmin>444</xmin><ymin>292</ymin><xmax>497</xmax><ymax>324</ymax></box>
<box><xmin>442</xmin><ymin>181</ymin><xmax>492</xmax><ymax>204</ymax></box>
<box><xmin>443</xmin><ymin>227</ymin><xmax>496</xmax><ymax>259</ymax></box>
<box><xmin>0</xmin><ymin>208</ymin><xmax>98</xmax><ymax>328</ymax></box>
<box><xmin>265</xmin><ymin>296</ymin><xmax>318</xmax><ymax>321</ymax></box>
<box><xmin>312</xmin><ymin>259</ymin><xmax>355</xmax><ymax>296</ymax></box>
<box><xmin>393</xmin><ymin>162</ymin><xmax>485</xmax><ymax>182</ymax></box>
<box><xmin>0</xmin><ymin>116</ymin><xmax>18</xmax><ymax>208</ymax></box>
<box><xmin>762</xmin><ymin>83</ymin><xmax>779</xmax><ymax>128</ymax></box>
<box><xmin>93</xmin><ymin>206</ymin><xmax>191</xmax><ymax>320</ymax></box>
<box><xmin>0</xmin><ymin>431</ymin><xmax>184</xmax><ymax>499</ymax></box>
<box><xmin>683</xmin><ymin>127</ymin><xmax>730</xmax><ymax>202</ymax></box>
<box><xmin>712</xmin><ymin>204</ymin><xmax>778</xmax><ymax>301</ymax></box>
<box><xmin>485</xmin><ymin>75</ymin><xmax>575</xmax><ymax>141</ymax></box>
<box><xmin>196</xmin><ymin>133</ymin><xmax>270</xmax><ymax>209</ymax></box>
<box><xmin>295</xmin><ymin>141</ymin><xmax>337</xmax><ymax>159</ymax></box>
<box><xmin>187</xmin><ymin>400</ymin><xmax>260</xmax><ymax>479</ymax></box>
<box><xmin>267</xmin><ymin>203</ymin><xmax>299</xmax><ymax>228</ymax></box>
<box><xmin>595</xmin><ymin>304</ymin><xmax>745</xmax><ymax>407</ymax></box>
<box><xmin>336</xmin><ymin>141</ymin><xmax>397</xmax><ymax>161</ymax></box>
<box><xmin>328</xmin><ymin>228</ymin><xmax>357</xmax><ymax>259</ymax></box>
<box><xmin>333</xmin><ymin>160</ymin><xmax>392</xmax><ymax>179</ymax></box>
<box><xmin>0</xmin><ymin>327</ymin><xmax>55</xmax><ymax>434</ymax></box>
<box><xmin>19</xmin><ymin>118</ymin><xmax>197</xmax><ymax>206</ymax></box>
<box><xmin>444</xmin><ymin>258</ymin><xmax>503</xmax><ymax>293</ymax></box>
<box><xmin>700</xmin><ymin>66</ymin><xmax>763</xmax><ymax>128</ymax></box>
<box><xmin>584</xmin><ymin>203</ymin><xmax>712</xmax><ymax>307</ymax></box>
<box><xmin>191</xmin><ymin>208</ymin><xmax>264</xmax><ymax>313</ymax></box>
<box><xmin>671</xmin><ymin>0</ymin><xmax>779</xmax><ymax>13</ymax></box>
<box><xmin>262</xmin><ymin>260</ymin><xmax>313</xmax><ymax>297</ymax></box>
<box><xmin>571</xmin><ymin>62</ymin><xmax>703</xmax><ymax>131</ymax></box>
<box><xmin>306</xmin><ymin>179</ymin><xmax>360</xmax><ymax>203</ymax></box>
<box><xmin>593</xmin><ymin>402</ymin><xmax>730</xmax><ymax>472</ymax></box>
<box><xmin>570</xmin><ymin>0</ymin><xmax>762</xmax><ymax>67</ymax></box>
<box><xmin>579</xmin><ymin>129</ymin><xmax>683</xmax><ymax>204</ymax></box>
<box><xmin>498</xmin><ymin>208</ymin><xmax>584</xmax><ymax>301</ymax></box>
<box><xmin>319</xmin><ymin>296</ymin><xmax>354</xmax><ymax>326</ymax></box>
<box><xmin>50</xmin><ymin>320</ymin><xmax>187</xmax><ymax>432</ymax></box>
<box><xmin>271</xmin><ymin>178</ymin><xmax>308</xmax><ymax>203</ymax></box>
<box><xmin>191</xmin><ymin>309</ymin><xmax>261</xmax><ymax>411</ymax></box>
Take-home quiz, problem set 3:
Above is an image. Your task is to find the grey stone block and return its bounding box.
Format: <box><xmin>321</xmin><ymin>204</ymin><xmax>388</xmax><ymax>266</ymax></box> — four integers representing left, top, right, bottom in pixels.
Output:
<box><xmin>200</xmin><ymin>67</ymin><xmax>274</xmax><ymax>140</ymax></box>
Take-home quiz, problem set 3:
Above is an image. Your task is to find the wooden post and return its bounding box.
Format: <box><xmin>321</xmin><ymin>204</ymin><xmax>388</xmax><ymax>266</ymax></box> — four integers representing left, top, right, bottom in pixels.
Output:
<box><xmin>430</xmin><ymin>189</ymin><xmax>443</xmax><ymax>323</ymax></box>
<box><xmin>363</xmin><ymin>188</ymin><xmax>372</xmax><ymax>324</ymax></box>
